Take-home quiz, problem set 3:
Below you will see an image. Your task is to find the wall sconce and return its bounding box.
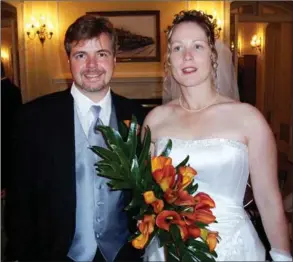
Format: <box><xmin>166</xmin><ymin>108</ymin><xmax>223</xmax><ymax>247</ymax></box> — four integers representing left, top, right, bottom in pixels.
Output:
<box><xmin>250</xmin><ymin>34</ymin><xmax>261</xmax><ymax>52</ymax></box>
<box><xmin>26</xmin><ymin>16</ymin><xmax>53</xmax><ymax>45</ymax></box>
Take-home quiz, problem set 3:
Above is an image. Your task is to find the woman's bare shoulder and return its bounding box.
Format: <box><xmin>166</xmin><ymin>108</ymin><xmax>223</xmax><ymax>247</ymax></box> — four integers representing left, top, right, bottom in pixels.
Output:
<box><xmin>143</xmin><ymin>100</ymin><xmax>178</xmax><ymax>127</ymax></box>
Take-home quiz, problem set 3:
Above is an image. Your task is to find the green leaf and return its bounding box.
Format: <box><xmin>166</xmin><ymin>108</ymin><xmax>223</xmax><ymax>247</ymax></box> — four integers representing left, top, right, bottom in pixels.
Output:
<box><xmin>138</xmin><ymin>126</ymin><xmax>151</xmax><ymax>168</ymax></box>
<box><xmin>194</xmin><ymin>221</ymin><xmax>208</xmax><ymax>229</ymax></box>
<box><xmin>186</xmin><ymin>183</ymin><xmax>199</xmax><ymax>195</ymax></box>
<box><xmin>107</xmin><ymin>180</ymin><xmax>132</xmax><ymax>190</ymax></box>
<box><xmin>182</xmin><ymin>251</ymin><xmax>197</xmax><ymax>262</ymax></box>
<box><xmin>125</xmin><ymin>115</ymin><xmax>138</xmax><ymax>160</ymax></box>
<box><xmin>175</xmin><ymin>155</ymin><xmax>190</xmax><ymax>169</ymax></box>
<box><xmin>157</xmin><ymin>229</ymin><xmax>172</xmax><ymax>247</ymax></box>
<box><xmin>90</xmin><ymin>146</ymin><xmax>120</xmax><ymax>162</ymax></box>
<box><xmin>118</xmin><ymin>121</ymin><xmax>128</xmax><ymax>140</ymax></box>
<box><xmin>160</xmin><ymin>139</ymin><xmax>172</xmax><ymax>157</ymax></box>
<box><xmin>130</xmin><ymin>157</ymin><xmax>143</xmax><ymax>191</ymax></box>
<box><xmin>186</xmin><ymin>239</ymin><xmax>210</xmax><ymax>253</ymax></box>
<box><xmin>166</xmin><ymin>243</ymin><xmax>181</xmax><ymax>262</ymax></box>
<box><xmin>187</xmin><ymin>248</ymin><xmax>216</xmax><ymax>262</ymax></box>
<box><xmin>97</xmin><ymin>125</ymin><xmax>128</xmax><ymax>155</ymax></box>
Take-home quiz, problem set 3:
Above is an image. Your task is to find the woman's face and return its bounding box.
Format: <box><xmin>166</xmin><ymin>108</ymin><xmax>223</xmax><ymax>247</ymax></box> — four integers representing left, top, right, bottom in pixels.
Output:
<box><xmin>169</xmin><ymin>22</ymin><xmax>213</xmax><ymax>88</ymax></box>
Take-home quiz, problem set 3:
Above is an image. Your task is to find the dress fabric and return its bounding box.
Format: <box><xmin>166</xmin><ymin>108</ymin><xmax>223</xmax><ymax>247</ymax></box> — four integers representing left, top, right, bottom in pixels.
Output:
<box><xmin>144</xmin><ymin>137</ymin><xmax>266</xmax><ymax>261</ymax></box>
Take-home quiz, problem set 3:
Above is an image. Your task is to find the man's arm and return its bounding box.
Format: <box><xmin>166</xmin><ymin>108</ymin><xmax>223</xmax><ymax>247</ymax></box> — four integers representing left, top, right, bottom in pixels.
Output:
<box><xmin>5</xmin><ymin>109</ymin><xmax>38</xmax><ymax>260</ymax></box>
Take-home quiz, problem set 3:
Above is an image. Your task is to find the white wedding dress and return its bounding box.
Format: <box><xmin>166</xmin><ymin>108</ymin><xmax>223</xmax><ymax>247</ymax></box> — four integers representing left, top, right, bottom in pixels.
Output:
<box><xmin>144</xmin><ymin>137</ymin><xmax>266</xmax><ymax>261</ymax></box>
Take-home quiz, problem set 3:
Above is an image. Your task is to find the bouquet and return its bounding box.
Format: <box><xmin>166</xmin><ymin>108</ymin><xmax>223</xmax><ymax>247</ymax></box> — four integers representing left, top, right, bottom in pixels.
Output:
<box><xmin>91</xmin><ymin>116</ymin><xmax>219</xmax><ymax>262</ymax></box>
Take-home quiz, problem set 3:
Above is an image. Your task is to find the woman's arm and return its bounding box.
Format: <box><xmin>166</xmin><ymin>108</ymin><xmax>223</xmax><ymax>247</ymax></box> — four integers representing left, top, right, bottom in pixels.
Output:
<box><xmin>245</xmin><ymin>105</ymin><xmax>291</xmax><ymax>258</ymax></box>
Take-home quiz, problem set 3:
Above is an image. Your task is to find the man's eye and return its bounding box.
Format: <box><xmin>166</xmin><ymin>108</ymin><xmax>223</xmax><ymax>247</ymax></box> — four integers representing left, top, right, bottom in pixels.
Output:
<box><xmin>98</xmin><ymin>52</ymin><xmax>108</xmax><ymax>58</ymax></box>
<box><xmin>75</xmin><ymin>53</ymin><xmax>85</xmax><ymax>59</ymax></box>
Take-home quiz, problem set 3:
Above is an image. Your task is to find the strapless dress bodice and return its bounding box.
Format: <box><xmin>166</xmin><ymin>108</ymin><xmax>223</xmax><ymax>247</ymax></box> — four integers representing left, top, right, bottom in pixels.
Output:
<box><xmin>155</xmin><ymin>137</ymin><xmax>249</xmax><ymax>206</ymax></box>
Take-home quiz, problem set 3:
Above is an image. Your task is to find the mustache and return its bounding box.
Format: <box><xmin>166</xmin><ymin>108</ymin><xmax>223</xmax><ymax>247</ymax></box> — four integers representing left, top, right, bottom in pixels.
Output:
<box><xmin>82</xmin><ymin>68</ymin><xmax>106</xmax><ymax>75</ymax></box>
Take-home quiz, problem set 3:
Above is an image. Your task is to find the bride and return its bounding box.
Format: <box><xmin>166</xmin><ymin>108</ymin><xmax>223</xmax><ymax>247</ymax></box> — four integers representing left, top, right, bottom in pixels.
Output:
<box><xmin>142</xmin><ymin>10</ymin><xmax>292</xmax><ymax>261</ymax></box>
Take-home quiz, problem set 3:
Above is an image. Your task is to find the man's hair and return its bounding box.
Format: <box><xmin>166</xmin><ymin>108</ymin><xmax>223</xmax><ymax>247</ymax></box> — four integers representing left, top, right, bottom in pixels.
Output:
<box><xmin>64</xmin><ymin>15</ymin><xmax>117</xmax><ymax>57</ymax></box>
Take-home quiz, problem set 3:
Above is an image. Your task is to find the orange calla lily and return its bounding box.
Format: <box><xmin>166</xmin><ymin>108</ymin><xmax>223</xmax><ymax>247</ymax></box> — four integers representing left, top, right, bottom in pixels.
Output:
<box><xmin>164</xmin><ymin>189</ymin><xmax>178</xmax><ymax>204</ymax></box>
<box><xmin>156</xmin><ymin>210</ymin><xmax>184</xmax><ymax>231</ymax></box>
<box><xmin>178</xmin><ymin>166</ymin><xmax>197</xmax><ymax>190</ymax></box>
<box><xmin>174</xmin><ymin>190</ymin><xmax>196</xmax><ymax>206</ymax></box>
<box><xmin>187</xmin><ymin>225</ymin><xmax>201</xmax><ymax>239</ymax></box>
<box><xmin>152</xmin><ymin>165</ymin><xmax>176</xmax><ymax>192</ymax></box>
<box><xmin>143</xmin><ymin>191</ymin><xmax>164</xmax><ymax>213</ymax></box>
<box><xmin>194</xmin><ymin>192</ymin><xmax>216</xmax><ymax>208</ymax></box>
<box><xmin>206</xmin><ymin>231</ymin><xmax>218</xmax><ymax>252</ymax></box>
<box><xmin>132</xmin><ymin>215</ymin><xmax>155</xmax><ymax>249</ymax></box>
<box><xmin>152</xmin><ymin>199</ymin><xmax>164</xmax><ymax>214</ymax></box>
<box><xmin>181</xmin><ymin>207</ymin><xmax>216</xmax><ymax>225</ymax></box>
<box><xmin>151</xmin><ymin>156</ymin><xmax>172</xmax><ymax>172</ymax></box>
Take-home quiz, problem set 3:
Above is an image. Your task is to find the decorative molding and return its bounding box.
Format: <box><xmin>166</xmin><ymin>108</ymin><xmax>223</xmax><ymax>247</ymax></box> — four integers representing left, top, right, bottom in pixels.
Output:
<box><xmin>52</xmin><ymin>76</ymin><xmax>164</xmax><ymax>99</ymax></box>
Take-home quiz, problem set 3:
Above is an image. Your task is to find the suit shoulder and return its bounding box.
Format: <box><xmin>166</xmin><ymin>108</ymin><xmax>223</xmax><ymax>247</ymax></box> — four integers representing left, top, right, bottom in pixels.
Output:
<box><xmin>16</xmin><ymin>90</ymin><xmax>71</xmax><ymax>121</ymax></box>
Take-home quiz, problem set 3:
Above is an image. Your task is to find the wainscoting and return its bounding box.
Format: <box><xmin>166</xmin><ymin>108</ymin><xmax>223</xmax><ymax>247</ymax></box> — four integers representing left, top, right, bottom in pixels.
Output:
<box><xmin>52</xmin><ymin>76</ymin><xmax>163</xmax><ymax>115</ymax></box>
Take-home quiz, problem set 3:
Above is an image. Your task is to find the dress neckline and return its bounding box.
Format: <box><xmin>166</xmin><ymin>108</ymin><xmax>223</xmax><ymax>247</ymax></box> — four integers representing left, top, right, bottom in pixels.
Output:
<box><xmin>155</xmin><ymin>136</ymin><xmax>248</xmax><ymax>152</ymax></box>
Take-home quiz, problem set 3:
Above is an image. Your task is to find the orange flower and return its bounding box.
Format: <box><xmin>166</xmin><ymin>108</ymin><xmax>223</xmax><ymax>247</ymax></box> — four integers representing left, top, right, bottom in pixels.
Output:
<box><xmin>181</xmin><ymin>207</ymin><xmax>216</xmax><ymax>225</ymax></box>
<box><xmin>187</xmin><ymin>225</ymin><xmax>201</xmax><ymax>239</ymax></box>
<box><xmin>177</xmin><ymin>166</ymin><xmax>197</xmax><ymax>190</ymax></box>
<box><xmin>164</xmin><ymin>189</ymin><xmax>178</xmax><ymax>204</ymax></box>
<box><xmin>156</xmin><ymin>210</ymin><xmax>189</xmax><ymax>241</ymax></box>
<box><xmin>132</xmin><ymin>215</ymin><xmax>155</xmax><ymax>249</ymax></box>
<box><xmin>143</xmin><ymin>191</ymin><xmax>157</xmax><ymax>204</ymax></box>
<box><xmin>151</xmin><ymin>156</ymin><xmax>172</xmax><ymax>172</ymax></box>
<box><xmin>206</xmin><ymin>231</ymin><xmax>218</xmax><ymax>252</ymax></box>
<box><xmin>174</xmin><ymin>190</ymin><xmax>196</xmax><ymax>206</ymax></box>
<box><xmin>152</xmin><ymin>164</ymin><xmax>176</xmax><ymax>192</ymax></box>
<box><xmin>143</xmin><ymin>191</ymin><xmax>164</xmax><ymax>213</ymax></box>
<box><xmin>194</xmin><ymin>192</ymin><xmax>216</xmax><ymax>208</ymax></box>
<box><xmin>156</xmin><ymin>210</ymin><xmax>184</xmax><ymax>231</ymax></box>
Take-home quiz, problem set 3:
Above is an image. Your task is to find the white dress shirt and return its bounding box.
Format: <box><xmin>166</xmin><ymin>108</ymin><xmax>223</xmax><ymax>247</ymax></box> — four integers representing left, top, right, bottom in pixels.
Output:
<box><xmin>70</xmin><ymin>83</ymin><xmax>112</xmax><ymax>138</ymax></box>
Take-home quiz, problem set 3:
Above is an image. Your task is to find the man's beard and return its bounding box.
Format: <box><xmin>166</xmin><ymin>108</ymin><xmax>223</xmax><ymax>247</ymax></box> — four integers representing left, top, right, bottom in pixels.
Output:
<box><xmin>78</xmin><ymin>69</ymin><xmax>108</xmax><ymax>92</ymax></box>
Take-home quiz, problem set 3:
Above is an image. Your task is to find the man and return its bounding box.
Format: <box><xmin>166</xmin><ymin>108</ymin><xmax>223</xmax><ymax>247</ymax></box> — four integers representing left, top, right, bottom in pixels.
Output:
<box><xmin>5</xmin><ymin>15</ymin><xmax>145</xmax><ymax>261</ymax></box>
<box><xmin>1</xmin><ymin>61</ymin><xmax>22</xmax><ymax>190</ymax></box>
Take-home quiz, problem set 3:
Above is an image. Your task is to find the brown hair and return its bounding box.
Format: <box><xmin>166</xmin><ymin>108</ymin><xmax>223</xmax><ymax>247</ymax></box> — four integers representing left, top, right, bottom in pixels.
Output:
<box><xmin>165</xmin><ymin>10</ymin><xmax>218</xmax><ymax>78</ymax></box>
<box><xmin>64</xmin><ymin>15</ymin><xmax>117</xmax><ymax>57</ymax></box>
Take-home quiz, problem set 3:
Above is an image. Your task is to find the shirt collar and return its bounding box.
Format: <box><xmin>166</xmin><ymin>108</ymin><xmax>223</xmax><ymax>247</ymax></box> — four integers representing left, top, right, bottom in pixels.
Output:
<box><xmin>70</xmin><ymin>83</ymin><xmax>112</xmax><ymax>121</ymax></box>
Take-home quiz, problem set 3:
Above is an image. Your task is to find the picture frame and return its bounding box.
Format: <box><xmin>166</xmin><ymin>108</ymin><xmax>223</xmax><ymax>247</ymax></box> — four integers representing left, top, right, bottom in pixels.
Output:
<box><xmin>86</xmin><ymin>10</ymin><xmax>161</xmax><ymax>62</ymax></box>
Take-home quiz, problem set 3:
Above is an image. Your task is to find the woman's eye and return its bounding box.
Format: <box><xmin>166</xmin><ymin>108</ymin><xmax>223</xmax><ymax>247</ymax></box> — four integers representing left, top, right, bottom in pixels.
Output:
<box><xmin>195</xmin><ymin>44</ymin><xmax>203</xmax><ymax>50</ymax></box>
<box><xmin>172</xmin><ymin>46</ymin><xmax>181</xmax><ymax>52</ymax></box>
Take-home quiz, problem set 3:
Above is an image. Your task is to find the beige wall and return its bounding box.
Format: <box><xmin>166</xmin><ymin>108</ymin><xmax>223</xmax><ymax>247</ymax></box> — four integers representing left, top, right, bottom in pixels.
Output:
<box><xmin>10</xmin><ymin>1</ymin><xmax>226</xmax><ymax>102</ymax></box>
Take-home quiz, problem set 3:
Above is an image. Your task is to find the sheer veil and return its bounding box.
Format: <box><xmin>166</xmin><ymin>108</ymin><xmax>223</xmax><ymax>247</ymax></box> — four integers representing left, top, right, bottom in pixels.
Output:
<box><xmin>162</xmin><ymin>39</ymin><xmax>240</xmax><ymax>104</ymax></box>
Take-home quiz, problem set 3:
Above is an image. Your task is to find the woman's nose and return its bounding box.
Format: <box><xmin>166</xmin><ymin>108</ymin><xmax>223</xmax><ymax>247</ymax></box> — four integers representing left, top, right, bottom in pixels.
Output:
<box><xmin>183</xmin><ymin>49</ymin><xmax>193</xmax><ymax>61</ymax></box>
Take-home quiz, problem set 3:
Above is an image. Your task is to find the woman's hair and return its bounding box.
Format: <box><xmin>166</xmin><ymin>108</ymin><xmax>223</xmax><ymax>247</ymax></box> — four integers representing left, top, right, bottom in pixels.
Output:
<box><xmin>64</xmin><ymin>15</ymin><xmax>117</xmax><ymax>57</ymax></box>
<box><xmin>165</xmin><ymin>10</ymin><xmax>218</xmax><ymax>78</ymax></box>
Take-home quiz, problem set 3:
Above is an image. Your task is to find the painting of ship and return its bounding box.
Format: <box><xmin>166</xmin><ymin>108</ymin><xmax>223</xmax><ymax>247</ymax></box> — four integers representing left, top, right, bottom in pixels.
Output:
<box><xmin>87</xmin><ymin>10</ymin><xmax>161</xmax><ymax>62</ymax></box>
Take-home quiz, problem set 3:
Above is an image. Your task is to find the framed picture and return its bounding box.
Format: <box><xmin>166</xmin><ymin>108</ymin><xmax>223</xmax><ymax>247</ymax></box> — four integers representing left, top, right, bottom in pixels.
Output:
<box><xmin>87</xmin><ymin>10</ymin><xmax>161</xmax><ymax>62</ymax></box>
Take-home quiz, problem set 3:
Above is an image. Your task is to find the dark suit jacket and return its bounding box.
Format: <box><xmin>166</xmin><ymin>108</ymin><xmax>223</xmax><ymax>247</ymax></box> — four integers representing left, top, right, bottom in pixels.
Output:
<box><xmin>1</xmin><ymin>78</ymin><xmax>22</xmax><ymax>189</ymax></box>
<box><xmin>5</xmin><ymin>89</ymin><xmax>145</xmax><ymax>261</ymax></box>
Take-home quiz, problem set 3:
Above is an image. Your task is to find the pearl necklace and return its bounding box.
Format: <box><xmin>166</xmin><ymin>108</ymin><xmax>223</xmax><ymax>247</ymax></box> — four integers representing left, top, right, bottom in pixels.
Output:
<box><xmin>179</xmin><ymin>92</ymin><xmax>219</xmax><ymax>113</ymax></box>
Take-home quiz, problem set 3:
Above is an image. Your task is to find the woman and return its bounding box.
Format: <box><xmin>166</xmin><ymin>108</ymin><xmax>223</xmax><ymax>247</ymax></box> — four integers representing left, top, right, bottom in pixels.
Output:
<box><xmin>142</xmin><ymin>10</ymin><xmax>292</xmax><ymax>261</ymax></box>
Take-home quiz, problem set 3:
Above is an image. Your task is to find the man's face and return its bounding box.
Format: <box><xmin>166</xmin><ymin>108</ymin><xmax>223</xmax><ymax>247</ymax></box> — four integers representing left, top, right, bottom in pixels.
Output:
<box><xmin>69</xmin><ymin>34</ymin><xmax>116</xmax><ymax>93</ymax></box>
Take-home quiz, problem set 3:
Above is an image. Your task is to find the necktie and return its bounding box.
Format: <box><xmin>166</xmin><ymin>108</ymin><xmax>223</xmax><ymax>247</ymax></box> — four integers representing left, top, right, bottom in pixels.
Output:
<box><xmin>88</xmin><ymin>105</ymin><xmax>104</xmax><ymax>147</ymax></box>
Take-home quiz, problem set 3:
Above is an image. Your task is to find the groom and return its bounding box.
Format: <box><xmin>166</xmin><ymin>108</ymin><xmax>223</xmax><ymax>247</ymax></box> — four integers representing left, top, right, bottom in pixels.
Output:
<box><xmin>5</xmin><ymin>15</ymin><xmax>144</xmax><ymax>261</ymax></box>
